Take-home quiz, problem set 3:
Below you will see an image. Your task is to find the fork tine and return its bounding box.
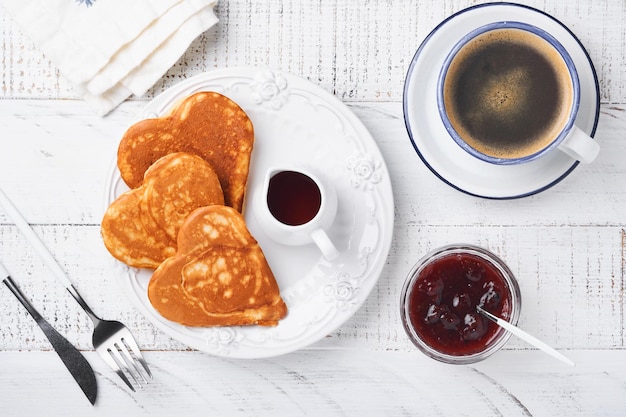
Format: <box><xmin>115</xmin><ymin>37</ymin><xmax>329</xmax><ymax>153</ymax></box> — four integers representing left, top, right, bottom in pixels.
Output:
<box><xmin>118</xmin><ymin>339</ymin><xmax>148</xmax><ymax>384</ymax></box>
<box><xmin>111</xmin><ymin>344</ymin><xmax>144</xmax><ymax>389</ymax></box>
<box><xmin>109</xmin><ymin>347</ymin><xmax>138</xmax><ymax>390</ymax></box>
<box><xmin>98</xmin><ymin>347</ymin><xmax>136</xmax><ymax>392</ymax></box>
<box><xmin>121</xmin><ymin>334</ymin><xmax>152</xmax><ymax>379</ymax></box>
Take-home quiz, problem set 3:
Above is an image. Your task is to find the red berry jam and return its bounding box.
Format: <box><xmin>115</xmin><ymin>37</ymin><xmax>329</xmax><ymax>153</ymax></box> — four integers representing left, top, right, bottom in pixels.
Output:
<box><xmin>401</xmin><ymin>245</ymin><xmax>520</xmax><ymax>363</ymax></box>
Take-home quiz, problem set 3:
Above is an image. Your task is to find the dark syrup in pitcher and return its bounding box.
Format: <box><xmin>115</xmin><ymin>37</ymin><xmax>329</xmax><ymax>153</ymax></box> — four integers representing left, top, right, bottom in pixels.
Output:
<box><xmin>267</xmin><ymin>171</ymin><xmax>321</xmax><ymax>226</ymax></box>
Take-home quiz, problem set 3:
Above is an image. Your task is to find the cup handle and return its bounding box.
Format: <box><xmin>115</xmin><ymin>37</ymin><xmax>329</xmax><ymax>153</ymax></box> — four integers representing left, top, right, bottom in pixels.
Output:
<box><xmin>557</xmin><ymin>125</ymin><xmax>600</xmax><ymax>164</ymax></box>
<box><xmin>311</xmin><ymin>229</ymin><xmax>339</xmax><ymax>261</ymax></box>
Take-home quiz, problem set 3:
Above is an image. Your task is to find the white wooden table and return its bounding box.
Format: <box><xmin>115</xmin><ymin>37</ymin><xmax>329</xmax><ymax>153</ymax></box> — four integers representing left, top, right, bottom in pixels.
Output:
<box><xmin>1</xmin><ymin>1</ymin><xmax>625</xmax><ymax>415</ymax></box>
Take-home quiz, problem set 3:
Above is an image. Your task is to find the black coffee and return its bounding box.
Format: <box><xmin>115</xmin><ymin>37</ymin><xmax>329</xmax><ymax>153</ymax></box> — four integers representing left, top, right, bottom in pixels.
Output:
<box><xmin>443</xmin><ymin>28</ymin><xmax>573</xmax><ymax>159</ymax></box>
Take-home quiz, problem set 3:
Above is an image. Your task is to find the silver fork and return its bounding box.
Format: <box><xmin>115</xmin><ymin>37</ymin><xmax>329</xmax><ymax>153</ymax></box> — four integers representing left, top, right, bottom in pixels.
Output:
<box><xmin>0</xmin><ymin>188</ymin><xmax>152</xmax><ymax>391</ymax></box>
<box><xmin>67</xmin><ymin>285</ymin><xmax>152</xmax><ymax>391</ymax></box>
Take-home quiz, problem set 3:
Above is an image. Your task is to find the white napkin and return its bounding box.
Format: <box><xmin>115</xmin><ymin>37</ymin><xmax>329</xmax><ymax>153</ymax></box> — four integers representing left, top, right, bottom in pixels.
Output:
<box><xmin>0</xmin><ymin>0</ymin><xmax>218</xmax><ymax>115</ymax></box>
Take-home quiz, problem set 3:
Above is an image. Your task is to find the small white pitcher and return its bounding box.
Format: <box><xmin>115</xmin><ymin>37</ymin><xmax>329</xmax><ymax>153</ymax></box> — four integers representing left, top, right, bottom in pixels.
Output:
<box><xmin>253</xmin><ymin>166</ymin><xmax>339</xmax><ymax>261</ymax></box>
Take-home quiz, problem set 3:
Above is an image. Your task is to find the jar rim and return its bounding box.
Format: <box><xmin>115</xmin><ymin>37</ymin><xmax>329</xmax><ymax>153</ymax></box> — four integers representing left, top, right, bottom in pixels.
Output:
<box><xmin>400</xmin><ymin>244</ymin><xmax>522</xmax><ymax>364</ymax></box>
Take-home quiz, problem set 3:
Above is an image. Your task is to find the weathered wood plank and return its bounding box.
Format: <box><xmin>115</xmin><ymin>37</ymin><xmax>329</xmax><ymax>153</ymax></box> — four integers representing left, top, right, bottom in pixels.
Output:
<box><xmin>0</xmin><ymin>223</ymin><xmax>622</xmax><ymax>351</ymax></box>
<box><xmin>0</xmin><ymin>350</ymin><xmax>624</xmax><ymax>416</ymax></box>
<box><xmin>1</xmin><ymin>1</ymin><xmax>625</xmax><ymax>103</ymax></box>
<box><xmin>0</xmin><ymin>100</ymin><xmax>624</xmax><ymax>227</ymax></box>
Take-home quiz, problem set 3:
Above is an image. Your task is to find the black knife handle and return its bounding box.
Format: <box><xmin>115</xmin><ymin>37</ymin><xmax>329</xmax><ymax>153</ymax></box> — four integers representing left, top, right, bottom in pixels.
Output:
<box><xmin>1</xmin><ymin>273</ymin><xmax>98</xmax><ymax>405</ymax></box>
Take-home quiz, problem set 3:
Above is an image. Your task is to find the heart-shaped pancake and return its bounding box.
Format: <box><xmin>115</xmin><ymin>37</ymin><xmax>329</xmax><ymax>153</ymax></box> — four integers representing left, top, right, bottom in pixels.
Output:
<box><xmin>102</xmin><ymin>152</ymin><xmax>224</xmax><ymax>269</ymax></box>
<box><xmin>147</xmin><ymin>205</ymin><xmax>288</xmax><ymax>327</ymax></box>
<box><xmin>117</xmin><ymin>91</ymin><xmax>254</xmax><ymax>212</ymax></box>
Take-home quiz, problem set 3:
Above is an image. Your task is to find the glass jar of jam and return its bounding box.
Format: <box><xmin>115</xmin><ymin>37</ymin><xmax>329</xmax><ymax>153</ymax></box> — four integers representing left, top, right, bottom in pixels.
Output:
<box><xmin>400</xmin><ymin>244</ymin><xmax>521</xmax><ymax>364</ymax></box>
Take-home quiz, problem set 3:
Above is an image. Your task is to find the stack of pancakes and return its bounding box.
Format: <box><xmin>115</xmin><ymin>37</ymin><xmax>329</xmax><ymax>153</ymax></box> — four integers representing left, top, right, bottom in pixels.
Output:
<box><xmin>102</xmin><ymin>91</ymin><xmax>287</xmax><ymax>327</ymax></box>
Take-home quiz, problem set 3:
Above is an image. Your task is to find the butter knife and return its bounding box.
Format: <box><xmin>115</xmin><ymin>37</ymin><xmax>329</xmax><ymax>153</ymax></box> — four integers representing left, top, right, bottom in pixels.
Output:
<box><xmin>1</xmin><ymin>262</ymin><xmax>98</xmax><ymax>405</ymax></box>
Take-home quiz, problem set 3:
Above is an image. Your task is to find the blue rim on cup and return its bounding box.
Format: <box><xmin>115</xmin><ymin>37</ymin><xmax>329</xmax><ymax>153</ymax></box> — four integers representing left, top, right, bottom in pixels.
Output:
<box><xmin>436</xmin><ymin>21</ymin><xmax>581</xmax><ymax>165</ymax></box>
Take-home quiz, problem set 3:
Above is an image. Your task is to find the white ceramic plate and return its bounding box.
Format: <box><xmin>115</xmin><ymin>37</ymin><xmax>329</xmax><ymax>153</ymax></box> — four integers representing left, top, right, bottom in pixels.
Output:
<box><xmin>106</xmin><ymin>67</ymin><xmax>394</xmax><ymax>358</ymax></box>
<box><xmin>403</xmin><ymin>3</ymin><xmax>600</xmax><ymax>199</ymax></box>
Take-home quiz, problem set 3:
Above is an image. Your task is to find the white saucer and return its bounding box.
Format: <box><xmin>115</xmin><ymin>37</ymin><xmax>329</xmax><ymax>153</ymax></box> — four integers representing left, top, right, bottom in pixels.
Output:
<box><xmin>403</xmin><ymin>3</ymin><xmax>600</xmax><ymax>199</ymax></box>
<box><xmin>106</xmin><ymin>68</ymin><xmax>394</xmax><ymax>358</ymax></box>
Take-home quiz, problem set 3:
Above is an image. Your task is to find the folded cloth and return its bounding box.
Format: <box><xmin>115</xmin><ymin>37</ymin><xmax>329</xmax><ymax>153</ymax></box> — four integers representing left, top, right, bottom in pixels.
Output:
<box><xmin>82</xmin><ymin>3</ymin><xmax>219</xmax><ymax>114</ymax></box>
<box><xmin>0</xmin><ymin>0</ymin><xmax>218</xmax><ymax>115</ymax></box>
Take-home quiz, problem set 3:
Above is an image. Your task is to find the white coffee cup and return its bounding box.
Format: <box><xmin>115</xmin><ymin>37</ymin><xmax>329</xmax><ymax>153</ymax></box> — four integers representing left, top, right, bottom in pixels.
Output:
<box><xmin>253</xmin><ymin>166</ymin><xmax>339</xmax><ymax>260</ymax></box>
<box><xmin>437</xmin><ymin>21</ymin><xmax>599</xmax><ymax>165</ymax></box>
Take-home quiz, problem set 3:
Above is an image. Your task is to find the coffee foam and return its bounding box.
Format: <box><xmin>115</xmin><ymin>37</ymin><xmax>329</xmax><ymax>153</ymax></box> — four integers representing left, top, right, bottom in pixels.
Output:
<box><xmin>443</xmin><ymin>28</ymin><xmax>574</xmax><ymax>159</ymax></box>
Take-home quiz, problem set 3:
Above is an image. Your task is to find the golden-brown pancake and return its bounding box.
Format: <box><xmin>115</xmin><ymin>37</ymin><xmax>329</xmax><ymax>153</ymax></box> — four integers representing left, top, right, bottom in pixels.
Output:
<box><xmin>101</xmin><ymin>152</ymin><xmax>224</xmax><ymax>269</ymax></box>
<box><xmin>101</xmin><ymin>190</ymin><xmax>176</xmax><ymax>269</ymax></box>
<box><xmin>117</xmin><ymin>91</ymin><xmax>254</xmax><ymax>212</ymax></box>
<box><xmin>141</xmin><ymin>152</ymin><xmax>225</xmax><ymax>241</ymax></box>
<box><xmin>147</xmin><ymin>205</ymin><xmax>288</xmax><ymax>327</ymax></box>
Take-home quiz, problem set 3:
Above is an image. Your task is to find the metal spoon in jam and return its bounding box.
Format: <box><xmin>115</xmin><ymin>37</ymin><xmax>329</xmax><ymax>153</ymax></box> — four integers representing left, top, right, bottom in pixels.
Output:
<box><xmin>477</xmin><ymin>306</ymin><xmax>575</xmax><ymax>366</ymax></box>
